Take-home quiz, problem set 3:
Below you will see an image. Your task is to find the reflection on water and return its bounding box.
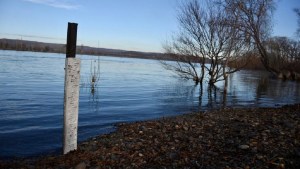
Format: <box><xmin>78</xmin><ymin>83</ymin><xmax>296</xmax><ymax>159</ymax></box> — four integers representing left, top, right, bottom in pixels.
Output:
<box><xmin>0</xmin><ymin>50</ymin><xmax>300</xmax><ymax>158</ymax></box>
<box><xmin>256</xmin><ymin>76</ymin><xmax>269</xmax><ymax>94</ymax></box>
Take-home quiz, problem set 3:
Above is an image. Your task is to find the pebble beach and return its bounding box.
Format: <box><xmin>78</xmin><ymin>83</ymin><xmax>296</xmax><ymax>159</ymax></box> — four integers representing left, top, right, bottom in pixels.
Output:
<box><xmin>1</xmin><ymin>104</ymin><xmax>300</xmax><ymax>168</ymax></box>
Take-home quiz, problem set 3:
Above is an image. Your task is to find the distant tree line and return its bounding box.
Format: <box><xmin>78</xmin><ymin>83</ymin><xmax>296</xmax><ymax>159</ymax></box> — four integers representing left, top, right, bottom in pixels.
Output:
<box><xmin>0</xmin><ymin>39</ymin><xmax>168</xmax><ymax>60</ymax></box>
<box><xmin>0</xmin><ymin>39</ymin><xmax>65</xmax><ymax>53</ymax></box>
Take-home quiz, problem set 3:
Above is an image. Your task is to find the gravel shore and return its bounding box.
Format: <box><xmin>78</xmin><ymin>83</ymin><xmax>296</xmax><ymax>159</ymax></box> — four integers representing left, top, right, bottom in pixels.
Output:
<box><xmin>1</xmin><ymin>104</ymin><xmax>300</xmax><ymax>169</ymax></box>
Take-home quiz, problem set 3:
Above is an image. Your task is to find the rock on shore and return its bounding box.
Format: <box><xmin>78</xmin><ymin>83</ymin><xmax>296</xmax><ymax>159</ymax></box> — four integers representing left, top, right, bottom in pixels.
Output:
<box><xmin>1</xmin><ymin>104</ymin><xmax>300</xmax><ymax>168</ymax></box>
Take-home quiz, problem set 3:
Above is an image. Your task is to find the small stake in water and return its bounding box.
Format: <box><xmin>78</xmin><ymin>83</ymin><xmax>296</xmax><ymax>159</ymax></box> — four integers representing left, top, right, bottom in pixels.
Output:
<box><xmin>63</xmin><ymin>22</ymin><xmax>81</xmax><ymax>154</ymax></box>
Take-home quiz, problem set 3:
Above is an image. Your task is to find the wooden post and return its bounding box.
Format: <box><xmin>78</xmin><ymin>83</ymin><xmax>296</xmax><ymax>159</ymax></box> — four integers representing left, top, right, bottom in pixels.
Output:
<box><xmin>63</xmin><ymin>22</ymin><xmax>81</xmax><ymax>154</ymax></box>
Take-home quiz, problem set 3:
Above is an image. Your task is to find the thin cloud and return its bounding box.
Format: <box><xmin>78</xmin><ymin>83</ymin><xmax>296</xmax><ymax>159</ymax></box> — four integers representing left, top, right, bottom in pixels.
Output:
<box><xmin>24</xmin><ymin>0</ymin><xmax>80</xmax><ymax>10</ymax></box>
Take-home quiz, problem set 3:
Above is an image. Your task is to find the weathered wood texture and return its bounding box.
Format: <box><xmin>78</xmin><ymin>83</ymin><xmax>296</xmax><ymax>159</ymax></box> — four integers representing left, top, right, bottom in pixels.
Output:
<box><xmin>63</xmin><ymin>22</ymin><xmax>80</xmax><ymax>154</ymax></box>
<box><xmin>66</xmin><ymin>23</ymin><xmax>77</xmax><ymax>58</ymax></box>
<box><xmin>63</xmin><ymin>58</ymin><xmax>81</xmax><ymax>154</ymax></box>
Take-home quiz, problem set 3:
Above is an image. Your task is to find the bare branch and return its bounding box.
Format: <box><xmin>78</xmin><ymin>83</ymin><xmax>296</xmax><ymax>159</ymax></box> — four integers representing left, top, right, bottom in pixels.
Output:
<box><xmin>161</xmin><ymin>0</ymin><xmax>250</xmax><ymax>85</ymax></box>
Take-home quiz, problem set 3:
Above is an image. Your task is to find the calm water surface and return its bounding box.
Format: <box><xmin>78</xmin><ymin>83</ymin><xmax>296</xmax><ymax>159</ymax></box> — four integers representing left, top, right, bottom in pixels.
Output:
<box><xmin>0</xmin><ymin>50</ymin><xmax>300</xmax><ymax>158</ymax></box>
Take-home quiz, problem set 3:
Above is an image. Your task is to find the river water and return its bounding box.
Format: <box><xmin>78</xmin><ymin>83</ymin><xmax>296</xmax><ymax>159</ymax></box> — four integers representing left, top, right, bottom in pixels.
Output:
<box><xmin>0</xmin><ymin>50</ymin><xmax>300</xmax><ymax>158</ymax></box>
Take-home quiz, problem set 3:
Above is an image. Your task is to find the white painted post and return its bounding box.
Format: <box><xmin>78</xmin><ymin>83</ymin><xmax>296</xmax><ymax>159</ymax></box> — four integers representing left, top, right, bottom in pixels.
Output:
<box><xmin>63</xmin><ymin>22</ymin><xmax>80</xmax><ymax>154</ymax></box>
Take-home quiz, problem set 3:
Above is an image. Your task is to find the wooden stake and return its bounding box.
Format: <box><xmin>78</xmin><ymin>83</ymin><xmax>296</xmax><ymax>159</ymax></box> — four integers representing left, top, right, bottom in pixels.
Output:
<box><xmin>63</xmin><ymin>22</ymin><xmax>80</xmax><ymax>154</ymax></box>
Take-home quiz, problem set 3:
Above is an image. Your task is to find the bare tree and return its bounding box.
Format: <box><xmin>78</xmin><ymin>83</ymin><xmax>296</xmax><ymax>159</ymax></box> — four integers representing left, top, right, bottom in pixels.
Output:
<box><xmin>223</xmin><ymin>0</ymin><xmax>280</xmax><ymax>74</ymax></box>
<box><xmin>265</xmin><ymin>36</ymin><xmax>300</xmax><ymax>78</ymax></box>
<box><xmin>160</xmin><ymin>52</ymin><xmax>203</xmax><ymax>84</ymax></box>
<box><xmin>224</xmin><ymin>0</ymin><xmax>300</xmax><ymax>79</ymax></box>
<box><xmin>162</xmin><ymin>0</ymin><xmax>249</xmax><ymax>85</ymax></box>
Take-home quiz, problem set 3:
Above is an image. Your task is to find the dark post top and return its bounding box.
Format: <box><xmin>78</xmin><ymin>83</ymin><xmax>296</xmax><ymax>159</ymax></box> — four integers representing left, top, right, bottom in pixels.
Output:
<box><xmin>66</xmin><ymin>22</ymin><xmax>78</xmax><ymax>58</ymax></box>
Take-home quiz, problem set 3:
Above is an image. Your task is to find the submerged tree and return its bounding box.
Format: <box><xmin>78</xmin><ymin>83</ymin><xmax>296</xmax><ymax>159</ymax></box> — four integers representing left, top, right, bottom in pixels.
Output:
<box><xmin>222</xmin><ymin>0</ymin><xmax>300</xmax><ymax>79</ymax></box>
<box><xmin>89</xmin><ymin>58</ymin><xmax>101</xmax><ymax>95</ymax></box>
<box><xmin>223</xmin><ymin>0</ymin><xmax>275</xmax><ymax>71</ymax></box>
<box><xmin>162</xmin><ymin>0</ymin><xmax>249</xmax><ymax>86</ymax></box>
<box><xmin>220</xmin><ymin>0</ymin><xmax>300</xmax><ymax>80</ymax></box>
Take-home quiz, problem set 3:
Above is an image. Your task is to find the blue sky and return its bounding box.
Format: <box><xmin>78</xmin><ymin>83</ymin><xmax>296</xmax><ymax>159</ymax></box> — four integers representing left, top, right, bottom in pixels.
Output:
<box><xmin>0</xmin><ymin>0</ymin><xmax>299</xmax><ymax>52</ymax></box>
